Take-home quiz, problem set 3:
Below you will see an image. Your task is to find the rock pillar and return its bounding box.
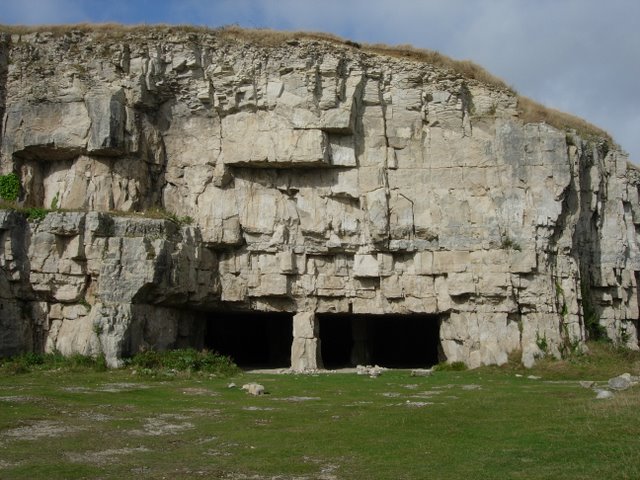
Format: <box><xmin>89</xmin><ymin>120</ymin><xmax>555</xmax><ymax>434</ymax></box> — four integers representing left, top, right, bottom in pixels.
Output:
<box><xmin>291</xmin><ymin>312</ymin><xmax>323</xmax><ymax>371</ymax></box>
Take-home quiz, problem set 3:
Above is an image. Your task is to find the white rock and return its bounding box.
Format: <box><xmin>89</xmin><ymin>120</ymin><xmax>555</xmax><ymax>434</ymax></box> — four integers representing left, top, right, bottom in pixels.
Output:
<box><xmin>241</xmin><ymin>383</ymin><xmax>266</xmax><ymax>396</ymax></box>
<box><xmin>608</xmin><ymin>375</ymin><xmax>632</xmax><ymax>391</ymax></box>
<box><xmin>595</xmin><ymin>389</ymin><xmax>615</xmax><ymax>400</ymax></box>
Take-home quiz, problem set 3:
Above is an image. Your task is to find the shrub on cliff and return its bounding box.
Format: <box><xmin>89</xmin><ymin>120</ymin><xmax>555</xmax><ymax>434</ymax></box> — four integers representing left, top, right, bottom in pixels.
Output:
<box><xmin>0</xmin><ymin>173</ymin><xmax>20</xmax><ymax>202</ymax></box>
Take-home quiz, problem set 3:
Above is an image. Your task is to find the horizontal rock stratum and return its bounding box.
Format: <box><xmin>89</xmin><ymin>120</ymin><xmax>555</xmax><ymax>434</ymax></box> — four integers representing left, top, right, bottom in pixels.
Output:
<box><xmin>0</xmin><ymin>25</ymin><xmax>638</xmax><ymax>369</ymax></box>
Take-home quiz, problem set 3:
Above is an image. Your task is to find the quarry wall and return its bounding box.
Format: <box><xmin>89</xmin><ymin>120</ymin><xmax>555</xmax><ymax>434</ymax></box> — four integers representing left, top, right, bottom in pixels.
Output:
<box><xmin>0</xmin><ymin>28</ymin><xmax>638</xmax><ymax>369</ymax></box>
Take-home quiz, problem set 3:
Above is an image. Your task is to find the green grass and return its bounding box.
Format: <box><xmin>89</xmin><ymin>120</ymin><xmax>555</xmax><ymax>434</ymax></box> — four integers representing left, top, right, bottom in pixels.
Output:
<box><xmin>0</xmin><ymin>345</ymin><xmax>639</xmax><ymax>479</ymax></box>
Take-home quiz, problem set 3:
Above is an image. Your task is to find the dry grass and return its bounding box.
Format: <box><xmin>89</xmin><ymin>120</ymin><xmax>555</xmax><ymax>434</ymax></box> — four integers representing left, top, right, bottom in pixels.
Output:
<box><xmin>518</xmin><ymin>96</ymin><xmax>612</xmax><ymax>142</ymax></box>
<box><xmin>0</xmin><ymin>23</ymin><xmax>611</xmax><ymax>141</ymax></box>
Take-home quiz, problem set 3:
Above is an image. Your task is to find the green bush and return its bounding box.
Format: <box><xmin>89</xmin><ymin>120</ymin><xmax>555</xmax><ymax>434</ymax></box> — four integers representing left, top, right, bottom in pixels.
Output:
<box><xmin>0</xmin><ymin>352</ymin><xmax>107</xmax><ymax>374</ymax></box>
<box><xmin>434</xmin><ymin>361</ymin><xmax>468</xmax><ymax>371</ymax></box>
<box><xmin>0</xmin><ymin>173</ymin><xmax>20</xmax><ymax>202</ymax></box>
<box><xmin>127</xmin><ymin>348</ymin><xmax>240</xmax><ymax>376</ymax></box>
<box><xmin>128</xmin><ymin>348</ymin><xmax>239</xmax><ymax>376</ymax></box>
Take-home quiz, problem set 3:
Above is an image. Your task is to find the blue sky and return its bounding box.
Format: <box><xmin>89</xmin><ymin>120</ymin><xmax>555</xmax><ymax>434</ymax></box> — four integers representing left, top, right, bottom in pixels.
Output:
<box><xmin>3</xmin><ymin>0</ymin><xmax>639</xmax><ymax>162</ymax></box>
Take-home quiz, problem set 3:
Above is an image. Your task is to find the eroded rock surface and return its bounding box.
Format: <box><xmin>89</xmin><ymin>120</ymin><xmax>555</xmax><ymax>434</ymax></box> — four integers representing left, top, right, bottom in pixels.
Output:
<box><xmin>0</xmin><ymin>28</ymin><xmax>639</xmax><ymax>368</ymax></box>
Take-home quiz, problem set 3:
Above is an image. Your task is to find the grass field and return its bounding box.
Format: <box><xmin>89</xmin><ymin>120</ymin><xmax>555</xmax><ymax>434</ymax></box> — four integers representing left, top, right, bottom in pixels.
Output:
<box><xmin>0</xmin><ymin>344</ymin><xmax>639</xmax><ymax>480</ymax></box>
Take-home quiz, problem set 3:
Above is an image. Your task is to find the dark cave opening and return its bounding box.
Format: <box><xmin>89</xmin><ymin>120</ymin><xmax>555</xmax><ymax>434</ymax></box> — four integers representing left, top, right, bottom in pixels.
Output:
<box><xmin>318</xmin><ymin>313</ymin><xmax>442</xmax><ymax>369</ymax></box>
<box><xmin>204</xmin><ymin>311</ymin><xmax>293</xmax><ymax>369</ymax></box>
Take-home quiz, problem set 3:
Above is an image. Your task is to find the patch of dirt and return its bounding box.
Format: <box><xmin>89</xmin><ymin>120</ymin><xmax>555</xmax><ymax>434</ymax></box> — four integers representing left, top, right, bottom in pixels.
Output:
<box><xmin>398</xmin><ymin>401</ymin><xmax>433</xmax><ymax>408</ymax></box>
<box><xmin>204</xmin><ymin>441</ymin><xmax>242</xmax><ymax>458</ymax></box>
<box><xmin>2</xmin><ymin>420</ymin><xmax>82</xmax><ymax>440</ymax></box>
<box><xmin>410</xmin><ymin>391</ymin><xmax>441</xmax><ymax>398</ymax></box>
<box><xmin>98</xmin><ymin>383</ymin><xmax>150</xmax><ymax>393</ymax></box>
<box><xmin>273</xmin><ymin>396</ymin><xmax>321</xmax><ymax>402</ymax></box>
<box><xmin>461</xmin><ymin>384</ymin><xmax>482</xmax><ymax>391</ymax></box>
<box><xmin>66</xmin><ymin>447</ymin><xmax>150</xmax><ymax>465</ymax></box>
<box><xmin>402</xmin><ymin>384</ymin><xmax>419</xmax><ymax>389</ymax></box>
<box><xmin>181</xmin><ymin>387</ymin><xmax>218</xmax><ymax>396</ymax></box>
<box><xmin>0</xmin><ymin>460</ymin><xmax>20</xmax><ymax>469</ymax></box>
<box><xmin>205</xmin><ymin>449</ymin><xmax>233</xmax><ymax>457</ymax></box>
<box><xmin>61</xmin><ymin>386</ymin><xmax>92</xmax><ymax>393</ymax></box>
<box><xmin>196</xmin><ymin>436</ymin><xmax>219</xmax><ymax>445</ymax></box>
<box><xmin>130</xmin><ymin>414</ymin><xmax>194</xmax><ymax>436</ymax></box>
<box><xmin>224</xmin><ymin>462</ymin><xmax>339</xmax><ymax>480</ymax></box>
<box><xmin>0</xmin><ymin>396</ymin><xmax>37</xmax><ymax>403</ymax></box>
<box><xmin>381</xmin><ymin>392</ymin><xmax>401</xmax><ymax>398</ymax></box>
<box><xmin>61</xmin><ymin>383</ymin><xmax>150</xmax><ymax>393</ymax></box>
<box><xmin>75</xmin><ymin>411</ymin><xmax>113</xmax><ymax>422</ymax></box>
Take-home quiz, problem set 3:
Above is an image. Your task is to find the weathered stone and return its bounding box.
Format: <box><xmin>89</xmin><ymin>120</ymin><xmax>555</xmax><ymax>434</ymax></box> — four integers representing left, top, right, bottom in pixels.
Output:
<box><xmin>85</xmin><ymin>90</ymin><xmax>127</xmax><ymax>155</ymax></box>
<box><xmin>353</xmin><ymin>254</ymin><xmax>379</xmax><ymax>278</ymax></box>
<box><xmin>2</xmin><ymin>101</ymin><xmax>90</xmax><ymax>160</ymax></box>
<box><xmin>291</xmin><ymin>338</ymin><xmax>323</xmax><ymax>372</ymax></box>
<box><xmin>242</xmin><ymin>383</ymin><xmax>266</xmax><ymax>396</ymax></box>
<box><xmin>608</xmin><ymin>375</ymin><xmax>632</xmax><ymax>391</ymax></box>
<box><xmin>222</xmin><ymin>112</ymin><xmax>329</xmax><ymax>167</ymax></box>
<box><xmin>0</xmin><ymin>27</ymin><xmax>638</xmax><ymax>372</ymax></box>
<box><xmin>595</xmin><ymin>389</ymin><xmax>615</xmax><ymax>400</ymax></box>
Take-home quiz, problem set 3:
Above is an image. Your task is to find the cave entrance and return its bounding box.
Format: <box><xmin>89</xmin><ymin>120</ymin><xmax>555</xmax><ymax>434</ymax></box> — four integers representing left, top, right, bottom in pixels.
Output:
<box><xmin>204</xmin><ymin>311</ymin><xmax>293</xmax><ymax>369</ymax></box>
<box><xmin>318</xmin><ymin>313</ymin><xmax>442</xmax><ymax>369</ymax></box>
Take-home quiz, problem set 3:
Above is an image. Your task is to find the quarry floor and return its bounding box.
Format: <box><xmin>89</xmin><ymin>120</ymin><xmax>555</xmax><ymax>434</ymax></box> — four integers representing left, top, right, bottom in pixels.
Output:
<box><xmin>1</xmin><ymin>345</ymin><xmax>639</xmax><ymax>480</ymax></box>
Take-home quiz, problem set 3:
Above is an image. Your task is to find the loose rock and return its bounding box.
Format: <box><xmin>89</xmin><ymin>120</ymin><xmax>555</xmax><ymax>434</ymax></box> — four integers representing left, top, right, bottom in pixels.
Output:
<box><xmin>595</xmin><ymin>389</ymin><xmax>615</xmax><ymax>400</ymax></box>
<box><xmin>242</xmin><ymin>383</ymin><xmax>266</xmax><ymax>396</ymax></box>
<box><xmin>608</xmin><ymin>375</ymin><xmax>632</xmax><ymax>391</ymax></box>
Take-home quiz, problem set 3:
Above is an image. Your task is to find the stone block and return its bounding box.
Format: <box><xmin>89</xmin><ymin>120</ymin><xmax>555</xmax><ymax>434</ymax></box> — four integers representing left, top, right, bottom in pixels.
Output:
<box><xmin>364</xmin><ymin>189</ymin><xmax>389</xmax><ymax>241</ymax></box>
<box><xmin>432</xmin><ymin>251</ymin><xmax>470</xmax><ymax>274</ymax></box>
<box><xmin>381</xmin><ymin>274</ymin><xmax>403</xmax><ymax>299</ymax></box>
<box><xmin>414</xmin><ymin>251</ymin><xmax>434</xmax><ymax>275</ymax></box>
<box><xmin>85</xmin><ymin>89</ymin><xmax>126</xmax><ymax>155</ymax></box>
<box><xmin>291</xmin><ymin>338</ymin><xmax>323</xmax><ymax>371</ymax></box>
<box><xmin>353</xmin><ymin>254</ymin><xmax>379</xmax><ymax>277</ymax></box>
<box><xmin>509</xmin><ymin>250</ymin><xmax>537</xmax><ymax>273</ymax></box>
<box><xmin>248</xmin><ymin>274</ymin><xmax>288</xmax><ymax>297</ymax></box>
<box><xmin>2</xmin><ymin>101</ymin><xmax>90</xmax><ymax>160</ymax></box>
<box><xmin>293</xmin><ymin>312</ymin><xmax>318</xmax><ymax>339</ymax></box>
<box><xmin>402</xmin><ymin>274</ymin><xmax>436</xmax><ymax>299</ymax></box>
<box><xmin>222</xmin><ymin>111</ymin><xmax>329</xmax><ymax>167</ymax></box>
<box><xmin>329</xmin><ymin>135</ymin><xmax>357</xmax><ymax>166</ymax></box>
<box><xmin>52</xmin><ymin>275</ymin><xmax>87</xmax><ymax>302</ymax></box>
<box><xmin>278</xmin><ymin>250</ymin><xmax>296</xmax><ymax>274</ymax></box>
<box><xmin>220</xmin><ymin>274</ymin><xmax>247</xmax><ymax>302</ymax></box>
<box><xmin>476</xmin><ymin>272</ymin><xmax>511</xmax><ymax>296</ymax></box>
<box><xmin>378</xmin><ymin>253</ymin><xmax>394</xmax><ymax>276</ymax></box>
<box><xmin>448</xmin><ymin>272</ymin><xmax>476</xmax><ymax>296</ymax></box>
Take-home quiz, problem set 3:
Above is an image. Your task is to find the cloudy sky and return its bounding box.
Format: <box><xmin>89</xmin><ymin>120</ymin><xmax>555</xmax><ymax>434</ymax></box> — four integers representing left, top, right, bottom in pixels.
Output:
<box><xmin>3</xmin><ymin>0</ymin><xmax>639</xmax><ymax>162</ymax></box>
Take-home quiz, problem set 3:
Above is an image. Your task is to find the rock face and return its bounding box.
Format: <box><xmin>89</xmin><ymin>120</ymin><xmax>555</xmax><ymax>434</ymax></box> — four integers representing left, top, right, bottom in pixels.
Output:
<box><xmin>0</xmin><ymin>27</ymin><xmax>639</xmax><ymax>369</ymax></box>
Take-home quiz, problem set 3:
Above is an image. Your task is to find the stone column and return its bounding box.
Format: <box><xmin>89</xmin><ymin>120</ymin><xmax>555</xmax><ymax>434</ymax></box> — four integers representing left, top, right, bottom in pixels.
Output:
<box><xmin>290</xmin><ymin>312</ymin><xmax>323</xmax><ymax>371</ymax></box>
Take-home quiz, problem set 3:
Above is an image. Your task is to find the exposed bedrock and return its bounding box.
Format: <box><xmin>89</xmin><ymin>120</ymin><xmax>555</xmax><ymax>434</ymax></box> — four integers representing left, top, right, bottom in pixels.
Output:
<box><xmin>0</xmin><ymin>28</ymin><xmax>638</xmax><ymax>369</ymax></box>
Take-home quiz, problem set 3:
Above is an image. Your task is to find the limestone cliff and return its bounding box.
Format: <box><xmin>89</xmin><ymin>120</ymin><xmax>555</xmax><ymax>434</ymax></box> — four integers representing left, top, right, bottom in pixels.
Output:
<box><xmin>0</xmin><ymin>26</ymin><xmax>638</xmax><ymax>369</ymax></box>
